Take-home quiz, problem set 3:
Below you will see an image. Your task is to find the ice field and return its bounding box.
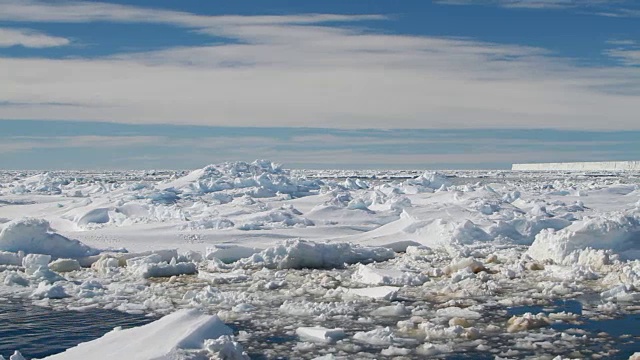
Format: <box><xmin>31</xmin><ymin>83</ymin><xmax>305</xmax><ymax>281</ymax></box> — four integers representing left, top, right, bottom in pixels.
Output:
<box><xmin>0</xmin><ymin>160</ymin><xmax>639</xmax><ymax>359</ymax></box>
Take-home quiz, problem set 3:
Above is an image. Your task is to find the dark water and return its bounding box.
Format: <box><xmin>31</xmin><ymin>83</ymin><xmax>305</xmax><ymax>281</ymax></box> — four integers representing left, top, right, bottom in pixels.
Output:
<box><xmin>0</xmin><ymin>299</ymin><xmax>156</xmax><ymax>359</ymax></box>
<box><xmin>508</xmin><ymin>300</ymin><xmax>640</xmax><ymax>359</ymax></box>
<box><xmin>0</xmin><ymin>298</ymin><xmax>637</xmax><ymax>360</ymax></box>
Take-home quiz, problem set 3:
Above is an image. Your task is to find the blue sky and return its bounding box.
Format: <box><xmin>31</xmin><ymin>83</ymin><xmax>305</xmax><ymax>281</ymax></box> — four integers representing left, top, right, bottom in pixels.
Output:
<box><xmin>1</xmin><ymin>0</ymin><xmax>639</xmax><ymax>169</ymax></box>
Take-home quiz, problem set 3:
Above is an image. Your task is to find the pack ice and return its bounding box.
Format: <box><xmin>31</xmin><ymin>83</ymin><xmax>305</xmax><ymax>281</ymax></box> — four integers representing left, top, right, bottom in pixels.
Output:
<box><xmin>0</xmin><ymin>161</ymin><xmax>638</xmax><ymax>359</ymax></box>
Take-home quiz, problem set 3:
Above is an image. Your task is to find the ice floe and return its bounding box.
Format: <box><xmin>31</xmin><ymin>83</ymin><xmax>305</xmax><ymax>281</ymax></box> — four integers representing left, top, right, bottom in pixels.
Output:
<box><xmin>41</xmin><ymin>309</ymin><xmax>246</xmax><ymax>359</ymax></box>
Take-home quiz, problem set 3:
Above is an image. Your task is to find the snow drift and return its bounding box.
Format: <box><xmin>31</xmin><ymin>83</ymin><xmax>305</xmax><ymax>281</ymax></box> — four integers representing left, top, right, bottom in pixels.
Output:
<box><xmin>0</xmin><ymin>218</ymin><xmax>100</xmax><ymax>258</ymax></box>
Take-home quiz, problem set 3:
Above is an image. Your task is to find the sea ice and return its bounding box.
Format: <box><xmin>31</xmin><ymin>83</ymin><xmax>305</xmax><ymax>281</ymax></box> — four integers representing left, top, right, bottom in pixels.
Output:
<box><xmin>528</xmin><ymin>212</ymin><xmax>640</xmax><ymax>264</ymax></box>
<box><xmin>353</xmin><ymin>326</ymin><xmax>397</xmax><ymax>346</ymax></box>
<box><xmin>1</xmin><ymin>163</ymin><xmax>639</xmax><ymax>359</ymax></box>
<box><xmin>233</xmin><ymin>239</ymin><xmax>395</xmax><ymax>269</ymax></box>
<box><xmin>48</xmin><ymin>258</ymin><xmax>81</xmax><ymax>272</ymax></box>
<box><xmin>296</xmin><ymin>327</ymin><xmax>346</xmax><ymax>343</ymax></box>
<box><xmin>206</xmin><ymin>244</ymin><xmax>261</xmax><ymax>263</ymax></box>
<box><xmin>337</xmin><ymin>286</ymin><xmax>400</xmax><ymax>300</ymax></box>
<box><xmin>351</xmin><ymin>263</ymin><xmax>428</xmax><ymax>286</ymax></box>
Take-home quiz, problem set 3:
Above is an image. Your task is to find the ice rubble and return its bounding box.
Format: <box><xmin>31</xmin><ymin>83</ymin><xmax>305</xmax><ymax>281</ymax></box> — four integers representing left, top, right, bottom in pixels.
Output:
<box><xmin>42</xmin><ymin>309</ymin><xmax>247</xmax><ymax>360</ymax></box>
<box><xmin>9</xmin><ymin>173</ymin><xmax>68</xmax><ymax>195</ymax></box>
<box><xmin>126</xmin><ymin>255</ymin><xmax>198</xmax><ymax>279</ymax></box>
<box><xmin>351</xmin><ymin>263</ymin><xmax>428</xmax><ymax>286</ymax></box>
<box><xmin>528</xmin><ymin>211</ymin><xmax>640</xmax><ymax>264</ymax></box>
<box><xmin>402</xmin><ymin>171</ymin><xmax>451</xmax><ymax>193</ymax></box>
<box><xmin>68</xmin><ymin>202</ymin><xmax>187</xmax><ymax>229</ymax></box>
<box><xmin>507</xmin><ymin>312</ymin><xmax>551</xmax><ymax>333</ymax></box>
<box><xmin>160</xmin><ymin>160</ymin><xmax>321</xmax><ymax>196</ymax></box>
<box><xmin>353</xmin><ymin>326</ymin><xmax>398</xmax><ymax>346</ymax></box>
<box><xmin>30</xmin><ymin>282</ymin><xmax>68</xmax><ymax>299</ymax></box>
<box><xmin>232</xmin><ymin>239</ymin><xmax>395</xmax><ymax>269</ymax></box>
<box><xmin>56</xmin><ymin>160</ymin><xmax>330</xmax><ymax>230</ymax></box>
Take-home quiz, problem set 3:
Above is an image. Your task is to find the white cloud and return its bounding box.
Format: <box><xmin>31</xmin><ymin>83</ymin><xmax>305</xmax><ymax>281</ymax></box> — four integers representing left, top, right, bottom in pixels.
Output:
<box><xmin>0</xmin><ymin>135</ymin><xmax>164</xmax><ymax>152</ymax></box>
<box><xmin>438</xmin><ymin>0</ymin><xmax>573</xmax><ymax>9</ymax></box>
<box><xmin>0</xmin><ymin>1</ymin><xmax>638</xmax><ymax>130</ymax></box>
<box><xmin>0</xmin><ymin>132</ymin><xmax>629</xmax><ymax>169</ymax></box>
<box><xmin>437</xmin><ymin>0</ymin><xmax>640</xmax><ymax>17</ymax></box>
<box><xmin>0</xmin><ymin>27</ymin><xmax>70</xmax><ymax>48</ymax></box>
<box><xmin>607</xmin><ymin>49</ymin><xmax>640</xmax><ymax>66</ymax></box>
<box><xmin>0</xmin><ymin>140</ymin><xmax>41</xmax><ymax>152</ymax></box>
<box><xmin>436</xmin><ymin>0</ymin><xmax>626</xmax><ymax>10</ymax></box>
<box><xmin>606</xmin><ymin>39</ymin><xmax>637</xmax><ymax>46</ymax></box>
<box><xmin>63</xmin><ymin>135</ymin><xmax>164</xmax><ymax>147</ymax></box>
<box><xmin>597</xmin><ymin>7</ymin><xmax>640</xmax><ymax>17</ymax></box>
<box><xmin>605</xmin><ymin>40</ymin><xmax>640</xmax><ymax>66</ymax></box>
<box><xmin>0</xmin><ymin>0</ymin><xmax>382</xmax><ymax>26</ymax></box>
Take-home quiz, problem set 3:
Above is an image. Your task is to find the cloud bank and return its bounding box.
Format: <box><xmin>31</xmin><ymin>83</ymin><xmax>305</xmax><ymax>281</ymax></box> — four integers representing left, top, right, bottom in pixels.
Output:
<box><xmin>1</xmin><ymin>123</ymin><xmax>635</xmax><ymax>169</ymax></box>
<box><xmin>0</xmin><ymin>0</ymin><xmax>638</xmax><ymax>130</ymax></box>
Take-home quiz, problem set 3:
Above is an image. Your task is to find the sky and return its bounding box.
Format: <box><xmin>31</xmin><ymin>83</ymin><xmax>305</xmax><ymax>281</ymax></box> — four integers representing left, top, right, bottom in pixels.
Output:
<box><xmin>1</xmin><ymin>0</ymin><xmax>639</xmax><ymax>170</ymax></box>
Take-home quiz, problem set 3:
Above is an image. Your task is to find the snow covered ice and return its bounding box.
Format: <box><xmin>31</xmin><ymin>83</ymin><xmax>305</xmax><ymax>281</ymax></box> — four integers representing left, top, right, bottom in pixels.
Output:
<box><xmin>0</xmin><ymin>161</ymin><xmax>639</xmax><ymax>359</ymax></box>
<box><xmin>41</xmin><ymin>309</ymin><xmax>247</xmax><ymax>360</ymax></box>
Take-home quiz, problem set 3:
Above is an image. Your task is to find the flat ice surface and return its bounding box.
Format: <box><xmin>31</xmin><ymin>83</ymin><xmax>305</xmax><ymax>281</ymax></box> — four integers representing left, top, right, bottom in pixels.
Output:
<box><xmin>0</xmin><ymin>161</ymin><xmax>638</xmax><ymax>359</ymax></box>
<box><xmin>295</xmin><ymin>327</ymin><xmax>345</xmax><ymax>343</ymax></box>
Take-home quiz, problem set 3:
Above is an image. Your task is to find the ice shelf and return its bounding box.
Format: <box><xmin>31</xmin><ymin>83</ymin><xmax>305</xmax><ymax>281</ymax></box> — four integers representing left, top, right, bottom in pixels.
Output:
<box><xmin>512</xmin><ymin>161</ymin><xmax>640</xmax><ymax>171</ymax></box>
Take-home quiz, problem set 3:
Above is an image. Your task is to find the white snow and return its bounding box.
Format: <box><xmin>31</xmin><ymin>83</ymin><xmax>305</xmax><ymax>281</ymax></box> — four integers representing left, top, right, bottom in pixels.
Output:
<box><xmin>435</xmin><ymin>306</ymin><xmax>482</xmax><ymax>320</ymax></box>
<box><xmin>123</xmin><ymin>253</ymin><xmax>198</xmax><ymax>278</ymax></box>
<box><xmin>337</xmin><ymin>286</ymin><xmax>400</xmax><ymax>300</ymax></box>
<box><xmin>233</xmin><ymin>239</ymin><xmax>395</xmax><ymax>269</ymax></box>
<box><xmin>129</xmin><ymin>260</ymin><xmax>198</xmax><ymax>279</ymax></box>
<box><xmin>22</xmin><ymin>253</ymin><xmax>51</xmax><ymax>272</ymax></box>
<box><xmin>352</xmin><ymin>326</ymin><xmax>397</xmax><ymax>346</ymax></box>
<box><xmin>48</xmin><ymin>258</ymin><xmax>81</xmax><ymax>272</ymax></box>
<box><xmin>528</xmin><ymin>212</ymin><xmax>640</xmax><ymax>263</ymax></box>
<box><xmin>30</xmin><ymin>282</ymin><xmax>68</xmax><ymax>299</ymax></box>
<box><xmin>296</xmin><ymin>326</ymin><xmax>346</xmax><ymax>343</ymax></box>
<box><xmin>351</xmin><ymin>263</ymin><xmax>428</xmax><ymax>286</ymax></box>
<box><xmin>206</xmin><ymin>244</ymin><xmax>261</xmax><ymax>263</ymax></box>
<box><xmin>160</xmin><ymin>160</ymin><xmax>320</xmax><ymax>197</ymax></box>
<box><xmin>0</xmin><ymin>218</ymin><xmax>99</xmax><ymax>258</ymax></box>
<box><xmin>42</xmin><ymin>309</ymin><xmax>239</xmax><ymax>360</ymax></box>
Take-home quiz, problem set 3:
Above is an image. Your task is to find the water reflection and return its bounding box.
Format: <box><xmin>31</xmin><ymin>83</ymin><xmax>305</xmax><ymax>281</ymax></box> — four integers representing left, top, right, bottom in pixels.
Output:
<box><xmin>508</xmin><ymin>300</ymin><xmax>639</xmax><ymax>360</ymax></box>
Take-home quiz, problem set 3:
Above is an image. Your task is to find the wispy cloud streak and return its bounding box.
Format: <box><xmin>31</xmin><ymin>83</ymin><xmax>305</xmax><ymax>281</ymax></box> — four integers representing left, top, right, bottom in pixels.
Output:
<box><xmin>0</xmin><ymin>27</ymin><xmax>70</xmax><ymax>48</ymax></box>
<box><xmin>436</xmin><ymin>0</ymin><xmax>627</xmax><ymax>10</ymax></box>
